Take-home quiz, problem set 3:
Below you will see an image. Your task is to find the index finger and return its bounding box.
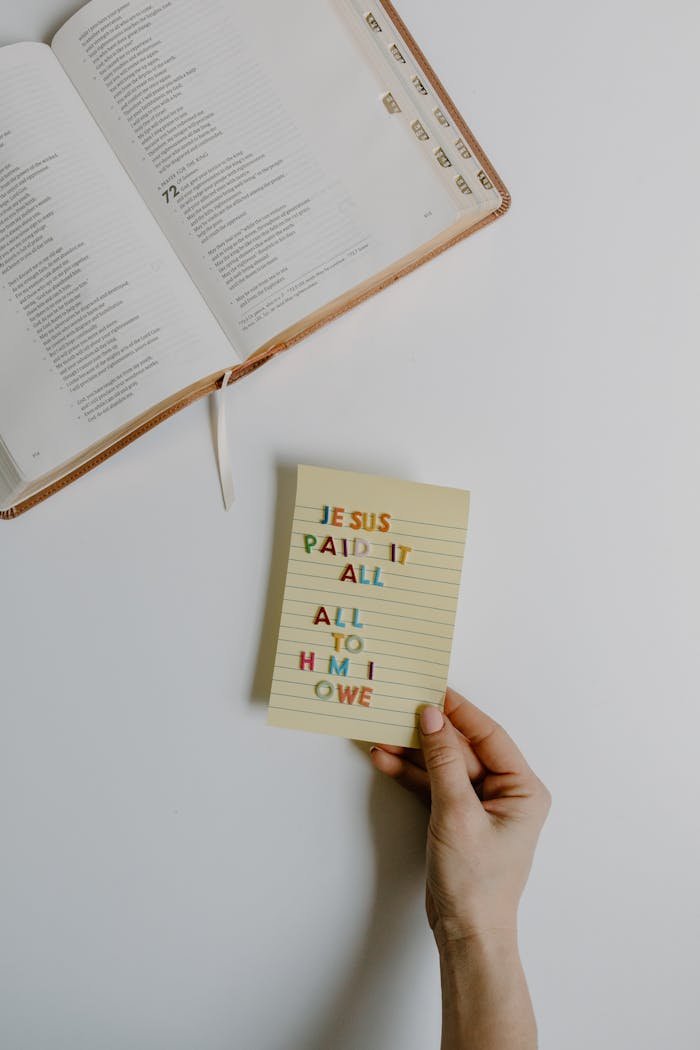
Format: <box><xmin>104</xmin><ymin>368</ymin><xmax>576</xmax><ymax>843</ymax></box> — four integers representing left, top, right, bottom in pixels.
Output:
<box><xmin>444</xmin><ymin>688</ymin><xmax>530</xmax><ymax>775</ymax></box>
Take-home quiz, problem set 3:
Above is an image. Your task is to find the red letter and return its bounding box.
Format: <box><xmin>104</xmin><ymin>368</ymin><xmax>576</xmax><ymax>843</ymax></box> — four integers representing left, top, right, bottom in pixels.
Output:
<box><xmin>313</xmin><ymin>607</ymin><xmax>331</xmax><ymax>625</ymax></box>
<box><xmin>319</xmin><ymin>535</ymin><xmax>336</xmax><ymax>555</ymax></box>
<box><xmin>337</xmin><ymin>684</ymin><xmax>359</xmax><ymax>704</ymax></box>
<box><xmin>340</xmin><ymin>563</ymin><xmax>357</xmax><ymax>583</ymax></box>
<box><xmin>299</xmin><ymin>652</ymin><xmax>315</xmax><ymax>671</ymax></box>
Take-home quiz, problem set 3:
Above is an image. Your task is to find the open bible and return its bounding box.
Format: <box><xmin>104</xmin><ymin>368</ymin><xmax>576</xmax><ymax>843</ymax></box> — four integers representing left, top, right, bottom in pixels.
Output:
<box><xmin>0</xmin><ymin>0</ymin><xmax>509</xmax><ymax>519</ymax></box>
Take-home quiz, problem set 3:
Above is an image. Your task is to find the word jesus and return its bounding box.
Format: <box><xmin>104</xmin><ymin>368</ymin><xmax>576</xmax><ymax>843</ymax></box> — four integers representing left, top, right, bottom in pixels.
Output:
<box><xmin>320</xmin><ymin>506</ymin><xmax>392</xmax><ymax>532</ymax></box>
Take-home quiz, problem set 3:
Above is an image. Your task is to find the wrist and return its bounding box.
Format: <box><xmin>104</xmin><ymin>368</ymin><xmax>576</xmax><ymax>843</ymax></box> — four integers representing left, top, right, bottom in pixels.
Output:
<box><xmin>435</xmin><ymin>922</ymin><xmax>520</xmax><ymax>962</ymax></box>
<box><xmin>437</xmin><ymin>926</ymin><xmax>524</xmax><ymax>1008</ymax></box>
<box><xmin>436</xmin><ymin>924</ymin><xmax>536</xmax><ymax>1050</ymax></box>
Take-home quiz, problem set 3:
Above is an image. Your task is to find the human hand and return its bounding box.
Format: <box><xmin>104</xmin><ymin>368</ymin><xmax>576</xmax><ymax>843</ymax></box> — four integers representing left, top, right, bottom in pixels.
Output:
<box><xmin>370</xmin><ymin>688</ymin><xmax>550</xmax><ymax>950</ymax></box>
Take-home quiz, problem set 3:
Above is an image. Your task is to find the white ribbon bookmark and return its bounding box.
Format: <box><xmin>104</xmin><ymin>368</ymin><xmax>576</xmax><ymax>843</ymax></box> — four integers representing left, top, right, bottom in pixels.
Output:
<box><xmin>215</xmin><ymin>370</ymin><xmax>234</xmax><ymax>510</ymax></box>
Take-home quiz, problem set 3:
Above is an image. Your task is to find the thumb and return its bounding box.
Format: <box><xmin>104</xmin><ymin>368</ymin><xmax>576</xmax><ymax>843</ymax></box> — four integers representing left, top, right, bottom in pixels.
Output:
<box><xmin>420</xmin><ymin>706</ymin><xmax>475</xmax><ymax>813</ymax></box>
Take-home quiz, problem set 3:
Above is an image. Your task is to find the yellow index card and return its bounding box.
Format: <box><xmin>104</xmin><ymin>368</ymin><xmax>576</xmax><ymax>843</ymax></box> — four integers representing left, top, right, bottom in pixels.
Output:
<box><xmin>267</xmin><ymin>465</ymin><xmax>469</xmax><ymax>747</ymax></box>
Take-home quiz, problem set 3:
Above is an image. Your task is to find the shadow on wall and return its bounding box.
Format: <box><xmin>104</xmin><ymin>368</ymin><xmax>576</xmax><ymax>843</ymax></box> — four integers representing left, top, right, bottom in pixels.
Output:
<box><xmin>249</xmin><ymin>460</ymin><xmax>299</xmax><ymax>706</ymax></box>
<box><xmin>249</xmin><ymin>459</ymin><xmax>435</xmax><ymax>1048</ymax></box>
<box><xmin>289</xmin><ymin>759</ymin><xmax>431</xmax><ymax>1050</ymax></box>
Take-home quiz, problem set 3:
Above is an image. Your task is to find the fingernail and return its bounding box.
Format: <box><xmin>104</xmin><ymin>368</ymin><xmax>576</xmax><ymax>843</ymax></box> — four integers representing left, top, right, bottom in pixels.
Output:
<box><xmin>369</xmin><ymin>746</ymin><xmax>379</xmax><ymax>754</ymax></box>
<box><xmin>420</xmin><ymin>706</ymin><xmax>444</xmax><ymax>735</ymax></box>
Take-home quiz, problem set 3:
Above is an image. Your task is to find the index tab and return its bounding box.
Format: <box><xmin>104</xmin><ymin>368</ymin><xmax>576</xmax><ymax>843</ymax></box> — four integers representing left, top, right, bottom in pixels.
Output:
<box><xmin>411</xmin><ymin>118</ymin><xmax>430</xmax><ymax>141</ymax></box>
<box><xmin>382</xmin><ymin>92</ymin><xmax>401</xmax><ymax>114</ymax></box>
<box><xmin>434</xmin><ymin>147</ymin><xmax>452</xmax><ymax>168</ymax></box>
<box><xmin>365</xmin><ymin>12</ymin><xmax>382</xmax><ymax>32</ymax></box>
<box><xmin>267</xmin><ymin>466</ymin><xmax>470</xmax><ymax>748</ymax></box>
<box><xmin>389</xmin><ymin>43</ymin><xmax>406</xmax><ymax>63</ymax></box>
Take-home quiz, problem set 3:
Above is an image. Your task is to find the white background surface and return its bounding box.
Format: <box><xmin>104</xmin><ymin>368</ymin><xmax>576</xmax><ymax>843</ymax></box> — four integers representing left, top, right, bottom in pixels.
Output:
<box><xmin>1</xmin><ymin>1</ymin><xmax>699</xmax><ymax>1048</ymax></box>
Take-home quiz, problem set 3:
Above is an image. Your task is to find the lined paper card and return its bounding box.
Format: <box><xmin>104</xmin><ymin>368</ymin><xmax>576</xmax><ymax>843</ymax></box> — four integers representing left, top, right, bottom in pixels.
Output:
<box><xmin>267</xmin><ymin>465</ymin><xmax>469</xmax><ymax>747</ymax></box>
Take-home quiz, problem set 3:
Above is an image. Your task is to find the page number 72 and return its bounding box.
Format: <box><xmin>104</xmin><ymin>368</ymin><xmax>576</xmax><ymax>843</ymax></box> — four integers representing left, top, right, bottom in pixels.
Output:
<box><xmin>162</xmin><ymin>185</ymin><xmax>179</xmax><ymax>204</ymax></box>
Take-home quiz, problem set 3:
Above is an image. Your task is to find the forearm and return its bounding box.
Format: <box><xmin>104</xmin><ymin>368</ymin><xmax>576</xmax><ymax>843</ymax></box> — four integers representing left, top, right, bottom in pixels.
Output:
<box><xmin>438</xmin><ymin>930</ymin><xmax>537</xmax><ymax>1050</ymax></box>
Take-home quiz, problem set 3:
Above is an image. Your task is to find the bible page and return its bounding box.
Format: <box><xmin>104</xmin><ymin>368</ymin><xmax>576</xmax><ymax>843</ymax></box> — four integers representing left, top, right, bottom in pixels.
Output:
<box><xmin>0</xmin><ymin>43</ymin><xmax>236</xmax><ymax>508</ymax></box>
<box><xmin>52</xmin><ymin>0</ymin><xmax>501</xmax><ymax>358</ymax></box>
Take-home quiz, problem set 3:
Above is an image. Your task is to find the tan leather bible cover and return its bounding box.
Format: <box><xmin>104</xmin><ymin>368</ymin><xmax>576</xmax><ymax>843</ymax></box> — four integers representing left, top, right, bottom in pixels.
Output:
<box><xmin>2</xmin><ymin>0</ymin><xmax>509</xmax><ymax>519</ymax></box>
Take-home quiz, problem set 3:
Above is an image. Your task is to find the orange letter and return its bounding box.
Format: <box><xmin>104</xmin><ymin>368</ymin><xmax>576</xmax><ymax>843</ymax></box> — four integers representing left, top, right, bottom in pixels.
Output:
<box><xmin>337</xmin><ymin>684</ymin><xmax>359</xmax><ymax>704</ymax></box>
